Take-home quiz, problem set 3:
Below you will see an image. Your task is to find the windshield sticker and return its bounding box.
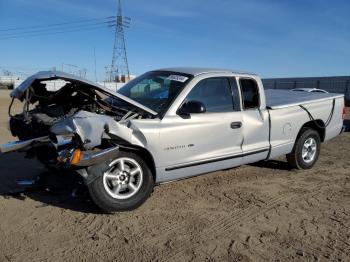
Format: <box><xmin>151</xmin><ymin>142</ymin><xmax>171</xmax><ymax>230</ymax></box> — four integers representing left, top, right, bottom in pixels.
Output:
<box><xmin>167</xmin><ymin>75</ymin><xmax>189</xmax><ymax>83</ymax></box>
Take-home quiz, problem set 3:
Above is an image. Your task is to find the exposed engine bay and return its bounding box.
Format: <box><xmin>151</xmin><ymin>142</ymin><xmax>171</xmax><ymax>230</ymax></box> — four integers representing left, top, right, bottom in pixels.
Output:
<box><xmin>6</xmin><ymin>71</ymin><xmax>156</xmax><ymax>170</ymax></box>
<box><xmin>9</xmin><ymin>73</ymin><xmax>153</xmax><ymax>140</ymax></box>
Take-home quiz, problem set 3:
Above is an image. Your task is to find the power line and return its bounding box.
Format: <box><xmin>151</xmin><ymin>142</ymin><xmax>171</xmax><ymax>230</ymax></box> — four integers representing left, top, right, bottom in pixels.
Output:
<box><xmin>94</xmin><ymin>47</ymin><xmax>97</xmax><ymax>82</ymax></box>
<box><xmin>0</xmin><ymin>19</ymin><xmax>115</xmax><ymax>38</ymax></box>
<box><xmin>0</xmin><ymin>24</ymin><xmax>115</xmax><ymax>40</ymax></box>
<box><xmin>0</xmin><ymin>65</ymin><xmax>49</xmax><ymax>70</ymax></box>
<box><xmin>0</xmin><ymin>16</ymin><xmax>115</xmax><ymax>32</ymax></box>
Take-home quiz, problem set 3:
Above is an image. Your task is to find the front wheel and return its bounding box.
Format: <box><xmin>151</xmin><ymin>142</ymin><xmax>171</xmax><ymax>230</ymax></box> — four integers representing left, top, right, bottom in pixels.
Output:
<box><xmin>87</xmin><ymin>152</ymin><xmax>154</xmax><ymax>212</ymax></box>
<box><xmin>286</xmin><ymin>128</ymin><xmax>321</xmax><ymax>169</ymax></box>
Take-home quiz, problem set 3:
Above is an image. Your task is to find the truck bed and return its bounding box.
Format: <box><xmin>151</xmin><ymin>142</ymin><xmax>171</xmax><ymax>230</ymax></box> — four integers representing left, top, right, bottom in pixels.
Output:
<box><xmin>265</xmin><ymin>89</ymin><xmax>344</xmax><ymax>109</ymax></box>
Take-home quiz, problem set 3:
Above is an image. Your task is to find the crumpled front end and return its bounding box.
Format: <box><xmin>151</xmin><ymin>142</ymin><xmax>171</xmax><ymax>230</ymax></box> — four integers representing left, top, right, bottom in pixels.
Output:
<box><xmin>48</xmin><ymin>110</ymin><xmax>146</xmax><ymax>168</ymax></box>
<box><xmin>1</xmin><ymin>71</ymin><xmax>155</xmax><ymax>173</ymax></box>
<box><xmin>1</xmin><ymin>110</ymin><xmax>145</xmax><ymax>168</ymax></box>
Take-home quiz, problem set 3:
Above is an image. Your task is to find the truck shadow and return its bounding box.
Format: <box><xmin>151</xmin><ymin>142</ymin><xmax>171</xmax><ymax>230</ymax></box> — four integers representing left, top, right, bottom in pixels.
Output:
<box><xmin>344</xmin><ymin>119</ymin><xmax>350</xmax><ymax>132</ymax></box>
<box><xmin>250</xmin><ymin>159</ymin><xmax>293</xmax><ymax>171</ymax></box>
<box><xmin>0</xmin><ymin>152</ymin><xmax>102</xmax><ymax>214</ymax></box>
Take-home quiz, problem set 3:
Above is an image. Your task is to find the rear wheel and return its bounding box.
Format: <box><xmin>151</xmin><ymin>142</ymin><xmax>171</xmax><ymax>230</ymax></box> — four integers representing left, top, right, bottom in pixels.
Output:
<box><xmin>87</xmin><ymin>152</ymin><xmax>154</xmax><ymax>212</ymax></box>
<box><xmin>286</xmin><ymin>128</ymin><xmax>321</xmax><ymax>169</ymax></box>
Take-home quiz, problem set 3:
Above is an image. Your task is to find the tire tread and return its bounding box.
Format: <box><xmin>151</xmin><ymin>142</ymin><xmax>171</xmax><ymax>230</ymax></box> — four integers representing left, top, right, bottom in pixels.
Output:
<box><xmin>87</xmin><ymin>152</ymin><xmax>154</xmax><ymax>213</ymax></box>
<box><xmin>286</xmin><ymin>127</ymin><xmax>321</xmax><ymax>170</ymax></box>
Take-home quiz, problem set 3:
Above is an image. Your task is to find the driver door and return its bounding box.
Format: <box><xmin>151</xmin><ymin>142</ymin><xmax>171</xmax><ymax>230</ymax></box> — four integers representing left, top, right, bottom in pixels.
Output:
<box><xmin>158</xmin><ymin>77</ymin><xmax>243</xmax><ymax>181</ymax></box>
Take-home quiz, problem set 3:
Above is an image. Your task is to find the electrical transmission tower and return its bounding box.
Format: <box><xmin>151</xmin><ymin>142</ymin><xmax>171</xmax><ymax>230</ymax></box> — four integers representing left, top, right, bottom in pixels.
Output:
<box><xmin>108</xmin><ymin>0</ymin><xmax>131</xmax><ymax>82</ymax></box>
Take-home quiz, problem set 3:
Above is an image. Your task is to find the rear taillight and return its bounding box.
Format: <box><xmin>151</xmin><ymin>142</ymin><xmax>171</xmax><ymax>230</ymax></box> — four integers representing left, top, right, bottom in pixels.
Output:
<box><xmin>342</xmin><ymin>106</ymin><xmax>346</xmax><ymax>120</ymax></box>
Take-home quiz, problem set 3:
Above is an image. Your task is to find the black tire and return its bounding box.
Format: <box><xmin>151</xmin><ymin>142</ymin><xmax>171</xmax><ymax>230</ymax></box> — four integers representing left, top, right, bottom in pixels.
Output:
<box><xmin>87</xmin><ymin>151</ymin><xmax>154</xmax><ymax>213</ymax></box>
<box><xmin>286</xmin><ymin>128</ymin><xmax>321</xmax><ymax>169</ymax></box>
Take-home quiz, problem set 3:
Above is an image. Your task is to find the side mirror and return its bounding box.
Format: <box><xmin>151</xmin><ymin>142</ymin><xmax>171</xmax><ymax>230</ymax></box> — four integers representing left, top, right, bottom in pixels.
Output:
<box><xmin>177</xmin><ymin>100</ymin><xmax>206</xmax><ymax>118</ymax></box>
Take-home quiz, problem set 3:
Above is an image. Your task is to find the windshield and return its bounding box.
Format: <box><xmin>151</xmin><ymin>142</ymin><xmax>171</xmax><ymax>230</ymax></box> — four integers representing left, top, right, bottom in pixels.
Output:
<box><xmin>117</xmin><ymin>71</ymin><xmax>192</xmax><ymax>114</ymax></box>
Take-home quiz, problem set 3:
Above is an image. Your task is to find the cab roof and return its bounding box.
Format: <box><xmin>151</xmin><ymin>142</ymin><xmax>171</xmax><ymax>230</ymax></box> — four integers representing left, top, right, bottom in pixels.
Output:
<box><xmin>153</xmin><ymin>67</ymin><xmax>257</xmax><ymax>77</ymax></box>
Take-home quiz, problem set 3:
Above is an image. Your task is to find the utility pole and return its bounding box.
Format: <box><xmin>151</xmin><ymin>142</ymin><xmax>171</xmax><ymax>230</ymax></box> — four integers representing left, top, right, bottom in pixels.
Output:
<box><xmin>94</xmin><ymin>47</ymin><xmax>97</xmax><ymax>82</ymax></box>
<box><xmin>108</xmin><ymin>0</ymin><xmax>131</xmax><ymax>82</ymax></box>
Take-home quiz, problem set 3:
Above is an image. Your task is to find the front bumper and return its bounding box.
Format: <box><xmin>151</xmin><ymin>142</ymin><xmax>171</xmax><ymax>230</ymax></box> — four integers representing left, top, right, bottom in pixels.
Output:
<box><xmin>57</xmin><ymin>146</ymin><xmax>120</xmax><ymax>167</ymax></box>
<box><xmin>0</xmin><ymin>136</ymin><xmax>120</xmax><ymax>168</ymax></box>
<box><xmin>0</xmin><ymin>136</ymin><xmax>50</xmax><ymax>153</ymax></box>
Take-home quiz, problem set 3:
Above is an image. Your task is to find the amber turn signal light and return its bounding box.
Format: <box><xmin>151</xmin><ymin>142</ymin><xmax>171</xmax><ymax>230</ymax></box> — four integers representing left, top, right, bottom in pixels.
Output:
<box><xmin>70</xmin><ymin>149</ymin><xmax>82</xmax><ymax>165</ymax></box>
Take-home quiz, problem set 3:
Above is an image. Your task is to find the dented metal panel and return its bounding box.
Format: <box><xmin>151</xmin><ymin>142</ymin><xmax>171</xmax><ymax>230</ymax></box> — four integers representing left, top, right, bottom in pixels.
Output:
<box><xmin>50</xmin><ymin>110</ymin><xmax>146</xmax><ymax>150</ymax></box>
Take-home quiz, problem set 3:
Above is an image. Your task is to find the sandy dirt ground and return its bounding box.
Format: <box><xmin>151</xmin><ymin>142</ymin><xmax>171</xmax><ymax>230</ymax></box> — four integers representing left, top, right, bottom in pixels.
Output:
<box><xmin>0</xmin><ymin>89</ymin><xmax>349</xmax><ymax>261</ymax></box>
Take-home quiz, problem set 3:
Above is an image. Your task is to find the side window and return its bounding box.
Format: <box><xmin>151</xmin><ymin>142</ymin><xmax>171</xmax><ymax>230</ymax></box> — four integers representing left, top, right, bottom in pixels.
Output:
<box><xmin>185</xmin><ymin>77</ymin><xmax>234</xmax><ymax>113</ymax></box>
<box><xmin>239</xmin><ymin>78</ymin><xmax>260</xmax><ymax>109</ymax></box>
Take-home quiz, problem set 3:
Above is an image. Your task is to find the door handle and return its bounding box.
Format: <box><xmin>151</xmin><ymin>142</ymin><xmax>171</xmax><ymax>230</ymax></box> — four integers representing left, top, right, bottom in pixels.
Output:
<box><xmin>231</xmin><ymin>121</ymin><xmax>242</xmax><ymax>129</ymax></box>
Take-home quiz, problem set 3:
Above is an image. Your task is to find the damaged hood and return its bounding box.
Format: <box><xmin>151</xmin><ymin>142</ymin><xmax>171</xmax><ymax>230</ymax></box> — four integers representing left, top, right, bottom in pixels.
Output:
<box><xmin>11</xmin><ymin>71</ymin><xmax>157</xmax><ymax>116</ymax></box>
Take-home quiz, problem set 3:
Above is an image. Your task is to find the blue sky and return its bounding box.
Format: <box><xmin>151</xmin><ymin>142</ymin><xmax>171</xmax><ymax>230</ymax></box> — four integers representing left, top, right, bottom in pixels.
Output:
<box><xmin>0</xmin><ymin>0</ymin><xmax>349</xmax><ymax>80</ymax></box>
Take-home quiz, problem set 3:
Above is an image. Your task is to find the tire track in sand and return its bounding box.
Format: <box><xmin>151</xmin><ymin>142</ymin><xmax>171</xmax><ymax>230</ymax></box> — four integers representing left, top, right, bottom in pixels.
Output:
<box><xmin>156</xmin><ymin>183</ymin><xmax>325</xmax><ymax>261</ymax></box>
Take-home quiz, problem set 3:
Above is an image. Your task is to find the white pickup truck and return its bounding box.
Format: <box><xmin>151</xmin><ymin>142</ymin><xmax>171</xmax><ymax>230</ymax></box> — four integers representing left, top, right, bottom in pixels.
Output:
<box><xmin>0</xmin><ymin>68</ymin><xmax>346</xmax><ymax>212</ymax></box>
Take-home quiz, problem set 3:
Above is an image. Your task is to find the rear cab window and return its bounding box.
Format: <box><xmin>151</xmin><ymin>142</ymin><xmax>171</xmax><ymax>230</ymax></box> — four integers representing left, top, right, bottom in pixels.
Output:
<box><xmin>239</xmin><ymin>78</ymin><xmax>260</xmax><ymax>109</ymax></box>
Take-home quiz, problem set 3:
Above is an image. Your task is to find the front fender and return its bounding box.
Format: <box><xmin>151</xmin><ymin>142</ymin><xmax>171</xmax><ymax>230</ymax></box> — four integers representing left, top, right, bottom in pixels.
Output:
<box><xmin>50</xmin><ymin>110</ymin><xmax>147</xmax><ymax>149</ymax></box>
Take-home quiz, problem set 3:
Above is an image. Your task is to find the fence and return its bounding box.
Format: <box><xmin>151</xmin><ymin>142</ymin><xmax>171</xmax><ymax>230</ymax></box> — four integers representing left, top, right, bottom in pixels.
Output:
<box><xmin>262</xmin><ymin>76</ymin><xmax>350</xmax><ymax>105</ymax></box>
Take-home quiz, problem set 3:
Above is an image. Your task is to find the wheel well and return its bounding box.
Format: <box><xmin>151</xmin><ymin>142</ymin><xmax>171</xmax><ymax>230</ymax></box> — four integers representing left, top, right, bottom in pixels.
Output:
<box><xmin>299</xmin><ymin>119</ymin><xmax>326</xmax><ymax>142</ymax></box>
<box><xmin>119</xmin><ymin>146</ymin><xmax>157</xmax><ymax>181</ymax></box>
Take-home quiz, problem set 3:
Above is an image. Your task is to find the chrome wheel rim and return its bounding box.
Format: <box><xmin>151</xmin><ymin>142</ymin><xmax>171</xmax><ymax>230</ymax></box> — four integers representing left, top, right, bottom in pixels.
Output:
<box><xmin>302</xmin><ymin>137</ymin><xmax>317</xmax><ymax>164</ymax></box>
<box><xmin>103</xmin><ymin>157</ymin><xmax>143</xmax><ymax>200</ymax></box>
